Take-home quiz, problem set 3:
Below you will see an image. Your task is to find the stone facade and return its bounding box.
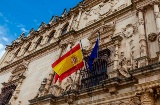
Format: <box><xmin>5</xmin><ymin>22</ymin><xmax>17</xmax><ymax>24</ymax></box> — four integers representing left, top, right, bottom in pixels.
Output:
<box><xmin>0</xmin><ymin>0</ymin><xmax>160</xmax><ymax>105</ymax></box>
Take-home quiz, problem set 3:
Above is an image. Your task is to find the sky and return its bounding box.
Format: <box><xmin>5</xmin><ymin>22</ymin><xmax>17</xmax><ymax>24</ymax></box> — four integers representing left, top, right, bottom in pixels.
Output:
<box><xmin>0</xmin><ymin>0</ymin><xmax>82</xmax><ymax>59</ymax></box>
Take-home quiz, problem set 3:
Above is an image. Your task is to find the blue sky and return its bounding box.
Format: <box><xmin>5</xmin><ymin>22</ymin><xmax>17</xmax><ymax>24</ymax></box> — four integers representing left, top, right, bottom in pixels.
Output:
<box><xmin>0</xmin><ymin>0</ymin><xmax>82</xmax><ymax>58</ymax></box>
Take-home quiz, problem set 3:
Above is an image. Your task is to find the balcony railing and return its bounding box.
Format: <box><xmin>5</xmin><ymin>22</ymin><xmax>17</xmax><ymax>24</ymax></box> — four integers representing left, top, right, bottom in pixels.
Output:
<box><xmin>80</xmin><ymin>58</ymin><xmax>108</xmax><ymax>89</ymax></box>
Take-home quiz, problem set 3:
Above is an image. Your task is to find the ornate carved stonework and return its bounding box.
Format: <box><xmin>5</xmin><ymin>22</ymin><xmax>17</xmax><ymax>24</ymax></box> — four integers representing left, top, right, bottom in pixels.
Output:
<box><xmin>1</xmin><ymin>0</ymin><xmax>160</xmax><ymax>105</ymax></box>
<box><xmin>148</xmin><ymin>33</ymin><xmax>157</xmax><ymax>42</ymax></box>
<box><xmin>122</xmin><ymin>24</ymin><xmax>137</xmax><ymax>38</ymax></box>
<box><xmin>118</xmin><ymin>57</ymin><xmax>131</xmax><ymax>78</ymax></box>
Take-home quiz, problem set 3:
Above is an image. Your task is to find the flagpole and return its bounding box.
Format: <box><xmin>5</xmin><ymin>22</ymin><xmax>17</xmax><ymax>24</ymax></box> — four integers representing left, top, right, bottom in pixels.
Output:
<box><xmin>80</xmin><ymin>40</ymin><xmax>88</xmax><ymax>70</ymax></box>
<box><xmin>97</xmin><ymin>32</ymin><xmax>100</xmax><ymax>58</ymax></box>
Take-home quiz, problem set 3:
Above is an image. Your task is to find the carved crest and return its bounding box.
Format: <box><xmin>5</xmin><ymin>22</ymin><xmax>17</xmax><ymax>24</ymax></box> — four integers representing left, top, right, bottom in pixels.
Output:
<box><xmin>71</xmin><ymin>55</ymin><xmax>79</xmax><ymax>65</ymax></box>
<box><xmin>122</xmin><ymin>24</ymin><xmax>137</xmax><ymax>38</ymax></box>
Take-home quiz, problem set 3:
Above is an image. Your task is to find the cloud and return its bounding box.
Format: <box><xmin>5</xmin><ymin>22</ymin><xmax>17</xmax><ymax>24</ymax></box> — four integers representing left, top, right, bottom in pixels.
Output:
<box><xmin>0</xmin><ymin>25</ymin><xmax>8</xmax><ymax>36</ymax></box>
<box><xmin>0</xmin><ymin>43</ymin><xmax>5</xmax><ymax>59</ymax></box>
<box><xmin>17</xmin><ymin>24</ymin><xmax>25</xmax><ymax>28</ymax></box>
<box><xmin>2</xmin><ymin>37</ymin><xmax>8</xmax><ymax>42</ymax></box>
<box><xmin>0</xmin><ymin>44</ymin><xmax>4</xmax><ymax>50</ymax></box>
<box><xmin>17</xmin><ymin>24</ymin><xmax>29</xmax><ymax>33</ymax></box>
<box><xmin>0</xmin><ymin>13</ymin><xmax>10</xmax><ymax>23</ymax></box>
<box><xmin>33</xmin><ymin>19</ymin><xmax>40</xmax><ymax>26</ymax></box>
<box><xmin>0</xmin><ymin>12</ymin><xmax>3</xmax><ymax>17</ymax></box>
<box><xmin>33</xmin><ymin>20</ymin><xmax>37</xmax><ymax>22</ymax></box>
<box><xmin>21</xmin><ymin>28</ymin><xmax>29</xmax><ymax>33</ymax></box>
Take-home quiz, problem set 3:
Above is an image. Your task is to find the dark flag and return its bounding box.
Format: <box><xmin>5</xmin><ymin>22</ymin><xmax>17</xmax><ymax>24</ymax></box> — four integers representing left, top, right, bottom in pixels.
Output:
<box><xmin>88</xmin><ymin>39</ymin><xmax>99</xmax><ymax>71</ymax></box>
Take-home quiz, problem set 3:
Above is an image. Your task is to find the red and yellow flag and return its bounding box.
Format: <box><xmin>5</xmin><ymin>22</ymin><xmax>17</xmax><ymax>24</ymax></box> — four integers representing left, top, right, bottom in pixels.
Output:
<box><xmin>52</xmin><ymin>43</ymin><xmax>84</xmax><ymax>83</ymax></box>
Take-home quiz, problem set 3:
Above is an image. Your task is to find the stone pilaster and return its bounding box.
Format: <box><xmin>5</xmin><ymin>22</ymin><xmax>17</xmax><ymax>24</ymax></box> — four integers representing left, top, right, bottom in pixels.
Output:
<box><xmin>137</xmin><ymin>8</ymin><xmax>148</xmax><ymax>67</ymax></box>
<box><xmin>113</xmin><ymin>40</ymin><xmax>119</xmax><ymax>71</ymax></box>
<box><xmin>54</xmin><ymin>25</ymin><xmax>62</xmax><ymax>38</ymax></box>
<box><xmin>41</xmin><ymin>35</ymin><xmax>49</xmax><ymax>45</ymax></box>
<box><xmin>153</xmin><ymin>1</ymin><xmax>160</xmax><ymax>33</ymax></box>
<box><xmin>75</xmin><ymin>7</ymin><xmax>83</xmax><ymax>30</ymax></box>
<box><xmin>67</xmin><ymin>13</ymin><xmax>75</xmax><ymax>32</ymax></box>
<box><xmin>28</xmin><ymin>42</ymin><xmax>35</xmax><ymax>52</ymax></box>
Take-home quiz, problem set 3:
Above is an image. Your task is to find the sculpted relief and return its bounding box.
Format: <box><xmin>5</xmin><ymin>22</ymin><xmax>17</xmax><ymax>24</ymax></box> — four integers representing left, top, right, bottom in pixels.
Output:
<box><xmin>49</xmin><ymin>71</ymin><xmax>81</xmax><ymax>96</ymax></box>
<box><xmin>84</xmin><ymin>0</ymin><xmax>131</xmax><ymax>27</ymax></box>
<box><xmin>112</xmin><ymin>0</ymin><xmax>131</xmax><ymax>12</ymax></box>
<box><xmin>122</xmin><ymin>24</ymin><xmax>136</xmax><ymax>39</ymax></box>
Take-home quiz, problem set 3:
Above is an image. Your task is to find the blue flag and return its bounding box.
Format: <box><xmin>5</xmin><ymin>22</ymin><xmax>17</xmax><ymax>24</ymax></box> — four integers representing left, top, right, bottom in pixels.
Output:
<box><xmin>88</xmin><ymin>39</ymin><xmax>99</xmax><ymax>71</ymax></box>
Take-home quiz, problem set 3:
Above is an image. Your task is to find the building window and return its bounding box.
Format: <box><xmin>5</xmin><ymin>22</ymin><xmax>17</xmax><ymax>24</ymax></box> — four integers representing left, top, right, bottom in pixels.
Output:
<box><xmin>24</xmin><ymin>42</ymin><xmax>31</xmax><ymax>53</ymax></box>
<box><xmin>81</xmin><ymin>48</ymin><xmax>110</xmax><ymax>89</ymax></box>
<box><xmin>35</xmin><ymin>37</ymin><xmax>43</xmax><ymax>49</ymax></box>
<box><xmin>61</xmin><ymin>24</ymin><xmax>68</xmax><ymax>35</ymax></box>
<box><xmin>0</xmin><ymin>84</ymin><xmax>16</xmax><ymax>105</ymax></box>
<box><xmin>14</xmin><ymin>48</ymin><xmax>21</xmax><ymax>57</ymax></box>
<box><xmin>48</xmin><ymin>31</ymin><xmax>55</xmax><ymax>42</ymax></box>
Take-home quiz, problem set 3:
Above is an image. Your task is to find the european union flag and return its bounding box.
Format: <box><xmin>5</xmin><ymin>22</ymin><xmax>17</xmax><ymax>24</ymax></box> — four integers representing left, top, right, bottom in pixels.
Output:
<box><xmin>88</xmin><ymin>39</ymin><xmax>99</xmax><ymax>71</ymax></box>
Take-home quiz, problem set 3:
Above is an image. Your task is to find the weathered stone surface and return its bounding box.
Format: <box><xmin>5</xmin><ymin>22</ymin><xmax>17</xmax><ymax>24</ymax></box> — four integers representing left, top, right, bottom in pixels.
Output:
<box><xmin>0</xmin><ymin>0</ymin><xmax>160</xmax><ymax>105</ymax></box>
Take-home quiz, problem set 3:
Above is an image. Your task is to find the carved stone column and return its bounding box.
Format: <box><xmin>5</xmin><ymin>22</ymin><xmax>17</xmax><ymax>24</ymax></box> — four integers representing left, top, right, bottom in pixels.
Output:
<box><xmin>75</xmin><ymin>7</ymin><xmax>83</xmax><ymax>30</ymax></box>
<box><xmin>28</xmin><ymin>42</ymin><xmax>36</xmax><ymax>52</ymax></box>
<box><xmin>17</xmin><ymin>48</ymin><xmax>24</xmax><ymax>57</ymax></box>
<box><xmin>113</xmin><ymin>40</ymin><xmax>119</xmax><ymax>70</ymax></box>
<box><xmin>67</xmin><ymin>13</ymin><xmax>75</xmax><ymax>32</ymax></box>
<box><xmin>141</xmin><ymin>92</ymin><xmax>155</xmax><ymax>105</ymax></box>
<box><xmin>41</xmin><ymin>35</ymin><xmax>49</xmax><ymax>45</ymax></box>
<box><xmin>55</xmin><ymin>26</ymin><xmax>62</xmax><ymax>38</ymax></box>
<box><xmin>44</xmin><ymin>71</ymin><xmax>54</xmax><ymax>94</ymax></box>
<box><xmin>137</xmin><ymin>8</ymin><xmax>148</xmax><ymax>67</ymax></box>
<box><xmin>153</xmin><ymin>1</ymin><xmax>160</xmax><ymax>33</ymax></box>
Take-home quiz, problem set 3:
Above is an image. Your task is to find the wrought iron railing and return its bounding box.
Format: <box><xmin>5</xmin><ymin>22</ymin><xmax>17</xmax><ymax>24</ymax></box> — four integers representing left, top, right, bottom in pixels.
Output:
<box><xmin>80</xmin><ymin>58</ymin><xmax>108</xmax><ymax>89</ymax></box>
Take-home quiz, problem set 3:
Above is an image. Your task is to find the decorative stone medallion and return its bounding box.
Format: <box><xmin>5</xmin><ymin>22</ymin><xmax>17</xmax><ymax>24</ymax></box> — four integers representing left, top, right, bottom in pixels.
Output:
<box><xmin>148</xmin><ymin>33</ymin><xmax>157</xmax><ymax>42</ymax></box>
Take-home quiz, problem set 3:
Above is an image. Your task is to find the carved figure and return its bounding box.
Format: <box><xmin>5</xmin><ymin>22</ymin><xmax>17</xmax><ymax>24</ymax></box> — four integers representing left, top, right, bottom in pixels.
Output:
<box><xmin>36</xmin><ymin>78</ymin><xmax>47</xmax><ymax>97</ymax></box>
<box><xmin>50</xmin><ymin>71</ymin><xmax>81</xmax><ymax>96</ymax></box>
<box><xmin>122</xmin><ymin>24</ymin><xmax>136</xmax><ymax>38</ymax></box>
<box><xmin>118</xmin><ymin>57</ymin><xmax>131</xmax><ymax>77</ymax></box>
<box><xmin>50</xmin><ymin>84</ymin><xmax>63</xmax><ymax>96</ymax></box>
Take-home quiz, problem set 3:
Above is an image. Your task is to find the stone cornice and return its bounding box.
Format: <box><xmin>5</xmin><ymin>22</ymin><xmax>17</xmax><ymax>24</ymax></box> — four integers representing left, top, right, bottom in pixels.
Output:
<box><xmin>0</xmin><ymin>41</ymin><xmax>59</xmax><ymax>73</ymax></box>
<box><xmin>129</xmin><ymin>62</ymin><xmax>160</xmax><ymax>78</ymax></box>
<box><xmin>29</xmin><ymin>77</ymin><xmax>137</xmax><ymax>105</ymax></box>
<box><xmin>135</xmin><ymin>0</ymin><xmax>156</xmax><ymax>10</ymax></box>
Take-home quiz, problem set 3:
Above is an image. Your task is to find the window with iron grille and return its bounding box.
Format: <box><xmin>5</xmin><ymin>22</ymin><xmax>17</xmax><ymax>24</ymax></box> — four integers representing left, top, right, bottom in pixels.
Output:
<box><xmin>61</xmin><ymin>24</ymin><xmax>68</xmax><ymax>35</ymax></box>
<box><xmin>81</xmin><ymin>48</ymin><xmax>110</xmax><ymax>89</ymax></box>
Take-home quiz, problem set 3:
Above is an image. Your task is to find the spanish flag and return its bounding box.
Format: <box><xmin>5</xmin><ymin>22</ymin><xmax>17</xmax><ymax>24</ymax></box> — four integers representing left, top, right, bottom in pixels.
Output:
<box><xmin>52</xmin><ymin>43</ymin><xmax>84</xmax><ymax>83</ymax></box>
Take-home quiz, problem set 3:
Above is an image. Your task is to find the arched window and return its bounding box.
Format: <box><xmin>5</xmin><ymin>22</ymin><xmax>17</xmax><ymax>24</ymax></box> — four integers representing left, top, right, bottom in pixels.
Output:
<box><xmin>14</xmin><ymin>48</ymin><xmax>21</xmax><ymax>57</ymax></box>
<box><xmin>48</xmin><ymin>31</ymin><xmax>55</xmax><ymax>43</ymax></box>
<box><xmin>25</xmin><ymin>42</ymin><xmax>31</xmax><ymax>53</ymax></box>
<box><xmin>35</xmin><ymin>37</ymin><xmax>43</xmax><ymax>49</ymax></box>
<box><xmin>61</xmin><ymin>24</ymin><xmax>69</xmax><ymax>35</ymax></box>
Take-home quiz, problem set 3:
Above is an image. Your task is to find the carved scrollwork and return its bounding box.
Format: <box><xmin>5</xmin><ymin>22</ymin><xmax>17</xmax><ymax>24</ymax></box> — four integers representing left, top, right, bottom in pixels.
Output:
<box><xmin>148</xmin><ymin>33</ymin><xmax>157</xmax><ymax>42</ymax></box>
<box><xmin>49</xmin><ymin>71</ymin><xmax>81</xmax><ymax>97</ymax></box>
<box><xmin>129</xmin><ymin>96</ymin><xmax>141</xmax><ymax>105</ymax></box>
